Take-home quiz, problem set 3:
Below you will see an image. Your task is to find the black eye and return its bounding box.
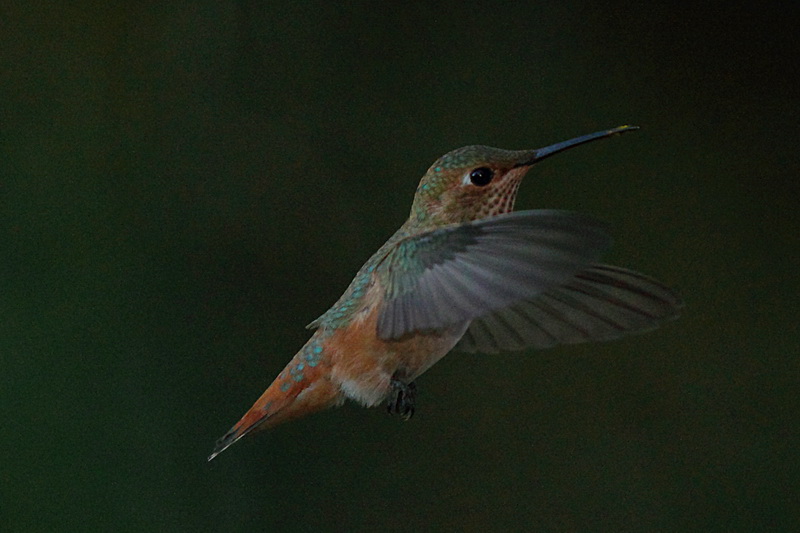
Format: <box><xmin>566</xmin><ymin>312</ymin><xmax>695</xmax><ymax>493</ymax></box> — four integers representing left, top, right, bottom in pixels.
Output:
<box><xmin>469</xmin><ymin>167</ymin><xmax>494</xmax><ymax>186</ymax></box>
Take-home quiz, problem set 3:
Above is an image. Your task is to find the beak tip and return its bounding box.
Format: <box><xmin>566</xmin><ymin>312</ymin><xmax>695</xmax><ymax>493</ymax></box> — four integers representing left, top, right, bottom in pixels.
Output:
<box><xmin>612</xmin><ymin>124</ymin><xmax>640</xmax><ymax>134</ymax></box>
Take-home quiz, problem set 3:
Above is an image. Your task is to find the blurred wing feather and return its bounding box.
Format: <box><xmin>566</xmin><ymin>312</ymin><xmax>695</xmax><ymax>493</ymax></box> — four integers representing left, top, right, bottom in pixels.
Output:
<box><xmin>376</xmin><ymin>210</ymin><xmax>611</xmax><ymax>339</ymax></box>
<box><xmin>456</xmin><ymin>264</ymin><xmax>683</xmax><ymax>353</ymax></box>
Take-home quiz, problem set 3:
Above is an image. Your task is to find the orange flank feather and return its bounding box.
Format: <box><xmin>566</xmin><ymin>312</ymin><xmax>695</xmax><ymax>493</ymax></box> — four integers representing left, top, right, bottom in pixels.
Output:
<box><xmin>326</xmin><ymin>296</ymin><xmax>465</xmax><ymax>407</ymax></box>
<box><xmin>320</xmin><ymin>276</ymin><xmax>465</xmax><ymax>409</ymax></box>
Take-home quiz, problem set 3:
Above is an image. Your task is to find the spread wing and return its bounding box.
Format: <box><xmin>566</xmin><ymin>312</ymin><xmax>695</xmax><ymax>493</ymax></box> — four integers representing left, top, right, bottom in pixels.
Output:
<box><xmin>455</xmin><ymin>264</ymin><xmax>682</xmax><ymax>353</ymax></box>
<box><xmin>376</xmin><ymin>210</ymin><xmax>611</xmax><ymax>340</ymax></box>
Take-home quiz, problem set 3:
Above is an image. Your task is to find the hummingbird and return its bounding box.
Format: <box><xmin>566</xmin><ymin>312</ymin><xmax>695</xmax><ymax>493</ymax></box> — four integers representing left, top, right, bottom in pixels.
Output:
<box><xmin>208</xmin><ymin>125</ymin><xmax>681</xmax><ymax>461</ymax></box>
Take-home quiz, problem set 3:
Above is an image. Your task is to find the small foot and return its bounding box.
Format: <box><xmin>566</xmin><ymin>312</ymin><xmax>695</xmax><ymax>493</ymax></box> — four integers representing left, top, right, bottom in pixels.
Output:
<box><xmin>387</xmin><ymin>378</ymin><xmax>417</xmax><ymax>420</ymax></box>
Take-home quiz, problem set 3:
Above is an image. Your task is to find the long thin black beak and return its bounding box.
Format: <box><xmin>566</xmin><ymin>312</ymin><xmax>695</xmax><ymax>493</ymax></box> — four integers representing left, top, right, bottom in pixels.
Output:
<box><xmin>514</xmin><ymin>125</ymin><xmax>639</xmax><ymax>167</ymax></box>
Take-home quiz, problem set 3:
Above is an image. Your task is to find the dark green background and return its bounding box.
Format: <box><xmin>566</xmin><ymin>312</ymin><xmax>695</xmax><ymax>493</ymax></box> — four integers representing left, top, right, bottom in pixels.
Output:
<box><xmin>2</xmin><ymin>2</ymin><xmax>797</xmax><ymax>531</ymax></box>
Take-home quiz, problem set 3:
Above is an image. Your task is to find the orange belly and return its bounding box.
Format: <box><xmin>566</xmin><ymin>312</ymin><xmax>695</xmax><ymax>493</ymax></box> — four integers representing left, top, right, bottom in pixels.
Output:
<box><xmin>324</xmin><ymin>295</ymin><xmax>467</xmax><ymax>407</ymax></box>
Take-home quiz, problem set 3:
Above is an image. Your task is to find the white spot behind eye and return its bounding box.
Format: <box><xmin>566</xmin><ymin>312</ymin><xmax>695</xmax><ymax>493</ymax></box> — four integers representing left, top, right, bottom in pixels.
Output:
<box><xmin>461</xmin><ymin>172</ymin><xmax>473</xmax><ymax>186</ymax></box>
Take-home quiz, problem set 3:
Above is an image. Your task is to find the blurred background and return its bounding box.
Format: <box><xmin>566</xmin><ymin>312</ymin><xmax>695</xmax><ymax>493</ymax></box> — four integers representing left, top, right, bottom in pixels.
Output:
<box><xmin>1</xmin><ymin>2</ymin><xmax>797</xmax><ymax>531</ymax></box>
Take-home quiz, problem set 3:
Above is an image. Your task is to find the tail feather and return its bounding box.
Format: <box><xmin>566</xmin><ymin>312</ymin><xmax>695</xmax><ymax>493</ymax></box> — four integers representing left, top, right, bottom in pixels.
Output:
<box><xmin>208</xmin><ymin>352</ymin><xmax>340</xmax><ymax>461</ymax></box>
<box><xmin>207</xmin><ymin>390</ymin><xmax>290</xmax><ymax>461</ymax></box>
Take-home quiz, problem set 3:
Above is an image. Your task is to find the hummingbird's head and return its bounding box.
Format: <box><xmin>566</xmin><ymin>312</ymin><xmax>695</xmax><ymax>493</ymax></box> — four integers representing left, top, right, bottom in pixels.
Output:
<box><xmin>407</xmin><ymin>125</ymin><xmax>638</xmax><ymax>228</ymax></box>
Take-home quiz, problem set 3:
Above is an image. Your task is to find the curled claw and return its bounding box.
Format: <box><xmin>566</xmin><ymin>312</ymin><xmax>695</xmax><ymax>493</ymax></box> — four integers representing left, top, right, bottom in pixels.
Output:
<box><xmin>387</xmin><ymin>378</ymin><xmax>417</xmax><ymax>420</ymax></box>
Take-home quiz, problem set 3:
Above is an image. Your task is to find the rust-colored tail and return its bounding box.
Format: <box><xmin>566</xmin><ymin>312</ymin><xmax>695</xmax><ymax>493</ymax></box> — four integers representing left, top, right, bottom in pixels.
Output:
<box><xmin>208</xmin><ymin>351</ymin><xmax>340</xmax><ymax>461</ymax></box>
